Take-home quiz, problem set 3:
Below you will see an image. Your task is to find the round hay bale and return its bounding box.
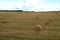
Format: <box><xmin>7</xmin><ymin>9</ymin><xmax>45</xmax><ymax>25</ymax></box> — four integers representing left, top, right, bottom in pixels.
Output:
<box><xmin>2</xmin><ymin>20</ymin><xmax>7</xmax><ymax>23</ymax></box>
<box><xmin>36</xmin><ymin>17</ymin><xmax>39</xmax><ymax>19</ymax></box>
<box><xmin>33</xmin><ymin>25</ymin><xmax>42</xmax><ymax>32</ymax></box>
<box><xmin>45</xmin><ymin>21</ymin><xmax>52</xmax><ymax>26</ymax></box>
<box><xmin>48</xmin><ymin>19</ymin><xmax>52</xmax><ymax>23</ymax></box>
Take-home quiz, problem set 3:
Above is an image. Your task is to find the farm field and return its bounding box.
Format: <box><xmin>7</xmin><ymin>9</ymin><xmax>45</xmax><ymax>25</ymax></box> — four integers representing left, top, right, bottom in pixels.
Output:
<box><xmin>0</xmin><ymin>12</ymin><xmax>60</xmax><ymax>40</ymax></box>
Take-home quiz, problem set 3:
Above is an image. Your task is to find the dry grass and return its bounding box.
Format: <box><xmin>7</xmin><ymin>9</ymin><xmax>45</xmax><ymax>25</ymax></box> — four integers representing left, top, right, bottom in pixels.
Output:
<box><xmin>0</xmin><ymin>12</ymin><xmax>60</xmax><ymax>40</ymax></box>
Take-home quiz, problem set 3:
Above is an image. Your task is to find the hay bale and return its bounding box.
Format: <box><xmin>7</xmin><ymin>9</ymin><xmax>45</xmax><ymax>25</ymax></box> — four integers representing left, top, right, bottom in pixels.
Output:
<box><xmin>33</xmin><ymin>25</ymin><xmax>42</xmax><ymax>32</ymax></box>
<box><xmin>2</xmin><ymin>20</ymin><xmax>7</xmax><ymax>23</ymax></box>
<box><xmin>45</xmin><ymin>21</ymin><xmax>52</xmax><ymax>26</ymax></box>
<box><xmin>48</xmin><ymin>19</ymin><xmax>52</xmax><ymax>23</ymax></box>
<box><xmin>36</xmin><ymin>17</ymin><xmax>39</xmax><ymax>19</ymax></box>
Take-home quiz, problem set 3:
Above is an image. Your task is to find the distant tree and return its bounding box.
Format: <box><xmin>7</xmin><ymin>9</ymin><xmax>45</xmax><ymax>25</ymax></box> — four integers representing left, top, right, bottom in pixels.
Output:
<box><xmin>18</xmin><ymin>10</ymin><xmax>23</xmax><ymax>12</ymax></box>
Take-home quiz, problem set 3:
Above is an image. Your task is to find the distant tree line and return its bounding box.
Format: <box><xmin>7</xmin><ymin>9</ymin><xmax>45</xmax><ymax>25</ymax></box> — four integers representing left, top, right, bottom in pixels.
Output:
<box><xmin>0</xmin><ymin>10</ymin><xmax>60</xmax><ymax>12</ymax></box>
<box><xmin>0</xmin><ymin>10</ymin><xmax>23</xmax><ymax>12</ymax></box>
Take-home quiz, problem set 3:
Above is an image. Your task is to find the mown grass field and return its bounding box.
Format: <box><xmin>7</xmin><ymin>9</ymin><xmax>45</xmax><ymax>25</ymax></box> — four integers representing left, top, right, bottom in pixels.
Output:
<box><xmin>0</xmin><ymin>12</ymin><xmax>60</xmax><ymax>40</ymax></box>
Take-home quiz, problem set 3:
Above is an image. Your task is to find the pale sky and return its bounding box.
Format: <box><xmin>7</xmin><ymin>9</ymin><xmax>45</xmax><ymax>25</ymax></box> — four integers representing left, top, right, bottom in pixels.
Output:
<box><xmin>0</xmin><ymin>0</ymin><xmax>60</xmax><ymax>11</ymax></box>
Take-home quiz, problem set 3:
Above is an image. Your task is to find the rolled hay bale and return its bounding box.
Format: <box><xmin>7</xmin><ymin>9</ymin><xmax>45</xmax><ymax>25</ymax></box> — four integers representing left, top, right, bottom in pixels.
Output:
<box><xmin>33</xmin><ymin>25</ymin><xmax>42</xmax><ymax>32</ymax></box>
<box><xmin>45</xmin><ymin>21</ymin><xmax>52</xmax><ymax>26</ymax></box>
<box><xmin>1</xmin><ymin>20</ymin><xmax>7</xmax><ymax>23</ymax></box>
<box><xmin>48</xmin><ymin>19</ymin><xmax>53</xmax><ymax>23</ymax></box>
<box><xmin>36</xmin><ymin>16</ymin><xmax>39</xmax><ymax>19</ymax></box>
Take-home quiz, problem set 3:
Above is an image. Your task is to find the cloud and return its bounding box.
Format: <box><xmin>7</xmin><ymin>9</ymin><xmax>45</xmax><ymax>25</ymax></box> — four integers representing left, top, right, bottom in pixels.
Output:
<box><xmin>23</xmin><ymin>0</ymin><xmax>60</xmax><ymax>11</ymax></box>
<box><xmin>0</xmin><ymin>3</ymin><xmax>24</xmax><ymax>10</ymax></box>
<box><xmin>25</xmin><ymin>0</ymin><xmax>43</xmax><ymax>5</ymax></box>
<box><xmin>0</xmin><ymin>0</ymin><xmax>60</xmax><ymax>11</ymax></box>
<box><xmin>24</xmin><ymin>0</ymin><xmax>44</xmax><ymax>10</ymax></box>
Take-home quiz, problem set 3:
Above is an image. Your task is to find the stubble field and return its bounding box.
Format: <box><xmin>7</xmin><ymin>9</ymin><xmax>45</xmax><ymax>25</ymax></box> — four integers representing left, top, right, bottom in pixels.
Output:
<box><xmin>0</xmin><ymin>12</ymin><xmax>60</xmax><ymax>40</ymax></box>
